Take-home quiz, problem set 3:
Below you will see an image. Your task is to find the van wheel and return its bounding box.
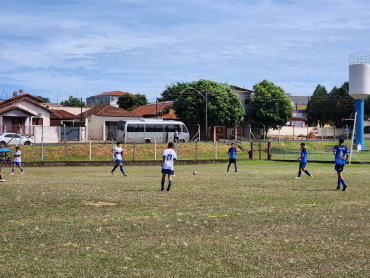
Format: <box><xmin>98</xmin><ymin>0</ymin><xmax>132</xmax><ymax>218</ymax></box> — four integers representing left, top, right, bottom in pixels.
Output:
<box><xmin>24</xmin><ymin>141</ymin><xmax>31</xmax><ymax>145</ymax></box>
<box><xmin>145</xmin><ymin>139</ymin><xmax>151</xmax><ymax>143</ymax></box>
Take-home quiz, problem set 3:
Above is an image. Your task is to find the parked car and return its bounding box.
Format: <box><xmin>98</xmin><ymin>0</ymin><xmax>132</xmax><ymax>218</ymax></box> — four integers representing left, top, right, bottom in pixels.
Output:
<box><xmin>0</xmin><ymin>133</ymin><xmax>34</xmax><ymax>146</ymax></box>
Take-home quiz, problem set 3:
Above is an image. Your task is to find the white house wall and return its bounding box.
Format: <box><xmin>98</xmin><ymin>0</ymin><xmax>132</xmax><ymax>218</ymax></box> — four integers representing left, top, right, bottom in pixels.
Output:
<box><xmin>12</xmin><ymin>100</ymin><xmax>51</xmax><ymax>126</ymax></box>
<box><xmin>33</xmin><ymin>126</ymin><xmax>59</xmax><ymax>143</ymax></box>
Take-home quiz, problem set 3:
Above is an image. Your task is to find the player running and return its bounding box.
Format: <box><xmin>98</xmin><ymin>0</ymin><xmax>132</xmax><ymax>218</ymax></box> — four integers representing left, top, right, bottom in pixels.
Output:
<box><xmin>11</xmin><ymin>146</ymin><xmax>24</xmax><ymax>175</ymax></box>
<box><xmin>161</xmin><ymin>142</ymin><xmax>177</xmax><ymax>191</ymax></box>
<box><xmin>227</xmin><ymin>143</ymin><xmax>237</xmax><ymax>172</ymax></box>
<box><xmin>333</xmin><ymin>138</ymin><xmax>350</xmax><ymax>191</ymax></box>
<box><xmin>111</xmin><ymin>141</ymin><xmax>127</xmax><ymax>176</ymax></box>
<box><xmin>295</xmin><ymin>143</ymin><xmax>312</xmax><ymax>180</ymax></box>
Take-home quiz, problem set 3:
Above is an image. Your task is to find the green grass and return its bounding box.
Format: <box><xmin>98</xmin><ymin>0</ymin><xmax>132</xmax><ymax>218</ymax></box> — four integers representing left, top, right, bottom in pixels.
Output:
<box><xmin>0</xmin><ymin>161</ymin><xmax>369</xmax><ymax>277</ymax></box>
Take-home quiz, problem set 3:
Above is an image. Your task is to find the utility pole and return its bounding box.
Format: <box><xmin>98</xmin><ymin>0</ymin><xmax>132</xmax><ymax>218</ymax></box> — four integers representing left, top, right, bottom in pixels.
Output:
<box><xmin>205</xmin><ymin>90</ymin><xmax>208</xmax><ymax>142</ymax></box>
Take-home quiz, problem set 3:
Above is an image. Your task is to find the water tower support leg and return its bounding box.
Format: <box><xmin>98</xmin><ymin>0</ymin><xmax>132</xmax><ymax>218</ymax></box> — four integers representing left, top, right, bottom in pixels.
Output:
<box><xmin>355</xmin><ymin>99</ymin><xmax>365</xmax><ymax>150</ymax></box>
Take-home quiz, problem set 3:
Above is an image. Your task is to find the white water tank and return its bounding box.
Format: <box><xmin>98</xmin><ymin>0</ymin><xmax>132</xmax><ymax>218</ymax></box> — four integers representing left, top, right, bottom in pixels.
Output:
<box><xmin>349</xmin><ymin>54</ymin><xmax>370</xmax><ymax>99</ymax></box>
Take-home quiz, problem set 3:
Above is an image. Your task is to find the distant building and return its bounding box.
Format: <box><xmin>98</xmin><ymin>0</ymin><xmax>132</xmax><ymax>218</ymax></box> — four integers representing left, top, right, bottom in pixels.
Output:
<box><xmin>286</xmin><ymin>94</ymin><xmax>310</xmax><ymax>127</ymax></box>
<box><xmin>86</xmin><ymin>91</ymin><xmax>134</xmax><ymax>108</ymax></box>
<box><xmin>132</xmin><ymin>101</ymin><xmax>176</xmax><ymax>119</ymax></box>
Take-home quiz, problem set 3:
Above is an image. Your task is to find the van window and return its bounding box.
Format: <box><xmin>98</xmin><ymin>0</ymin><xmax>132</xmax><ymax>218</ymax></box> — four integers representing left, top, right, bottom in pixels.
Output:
<box><xmin>182</xmin><ymin>125</ymin><xmax>189</xmax><ymax>133</ymax></box>
<box><xmin>146</xmin><ymin>124</ymin><xmax>163</xmax><ymax>132</ymax></box>
<box><xmin>165</xmin><ymin>124</ymin><xmax>180</xmax><ymax>132</ymax></box>
<box><xmin>127</xmin><ymin>124</ymin><xmax>144</xmax><ymax>132</ymax></box>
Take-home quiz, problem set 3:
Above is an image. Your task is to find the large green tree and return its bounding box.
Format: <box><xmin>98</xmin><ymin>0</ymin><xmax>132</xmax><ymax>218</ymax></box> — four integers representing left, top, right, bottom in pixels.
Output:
<box><xmin>117</xmin><ymin>93</ymin><xmax>147</xmax><ymax>111</ymax></box>
<box><xmin>167</xmin><ymin>79</ymin><xmax>244</xmax><ymax>128</ymax></box>
<box><xmin>60</xmin><ymin>96</ymin><xmax>85</xmax><ymax>107</ymax></box>
<box><xmin>306</xmin><ymin>84</ymin><xmax>330</xmax><ymax>127</ymax></box>
<box><xmin>250</xmin><ymin>80</ymin><xmax>293</xmax><ymax>129</ymax></box>
<box><xmin>158</xmin><ymin>82</ymin><xmax>190</xmax><ymax>102</ymax></box>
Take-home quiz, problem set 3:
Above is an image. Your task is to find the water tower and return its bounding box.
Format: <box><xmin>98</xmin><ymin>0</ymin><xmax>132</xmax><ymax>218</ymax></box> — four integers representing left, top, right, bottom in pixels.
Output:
<box><xmin>349</xmin><ymin>54</ymin><xmax>370</xmax><ymax>150</ymax></box>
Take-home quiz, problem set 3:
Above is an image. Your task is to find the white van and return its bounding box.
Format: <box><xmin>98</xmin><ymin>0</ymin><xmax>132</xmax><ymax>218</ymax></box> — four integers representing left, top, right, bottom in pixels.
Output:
<box><xmin>117</xmin><ymin>119</ymin><xmax>190</xmax><ymax>143</ymax></box>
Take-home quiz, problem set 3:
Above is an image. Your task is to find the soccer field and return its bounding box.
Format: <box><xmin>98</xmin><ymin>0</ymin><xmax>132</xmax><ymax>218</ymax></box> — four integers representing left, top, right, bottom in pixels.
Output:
<box><xmin>0</xmin><ymin>161</ymin><xmax>369</xmax><ymax>277</ymax></box>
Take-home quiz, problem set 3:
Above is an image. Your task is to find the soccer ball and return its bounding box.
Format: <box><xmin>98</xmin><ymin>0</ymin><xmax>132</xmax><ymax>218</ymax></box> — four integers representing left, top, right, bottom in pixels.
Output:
<box><xmin>193</xmin><ymin>171</ymin><xmax>197</xmax><ymax>175</ymax></box>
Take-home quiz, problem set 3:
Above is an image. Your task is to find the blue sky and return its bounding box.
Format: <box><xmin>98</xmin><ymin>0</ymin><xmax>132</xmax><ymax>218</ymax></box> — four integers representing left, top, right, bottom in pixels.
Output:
<box><xmin>1</xmin><ymin>0</ymin><xmax>370</xmax><ymax>103</ymax></box>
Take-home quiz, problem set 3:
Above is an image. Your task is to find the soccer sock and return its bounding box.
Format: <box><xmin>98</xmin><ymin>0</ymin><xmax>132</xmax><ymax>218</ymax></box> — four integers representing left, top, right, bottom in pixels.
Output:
<box><xmin>12</xmin><ymin>169</ymin><xmax>14</xmax><ymax>173</ymax></box>
<box><xmin>112</xmin><ymin>165</ymin><xmax>118</xmax><ymax>172</ymax></box>
<box><xmin>21</xmin><ymin>169</ymin><xmax>23</xmax><ymax>172</ymax></box>
<box><xmin>341</xmin><ymin>179</ymin><xmax>347</xmax><ymax>186</ymax></box>
<box><xmin>337</xmin><ymin>180</ymin><xmax>341</xmax><ymax>188</ymax></box>
<box><xmin>161</xmin><ymin>181</ymin><xmax>165</xmax><ymax>190</ymax></box>
<box><xmin>167</xmin><ymin>180</ymin><xmax>172</xmax><ymax>191</ymax></box>
<box><xmin>305</xmin><ymin>170</ymin><xmax>311</xmax><ymax>176</ymax></box>
<box><xmin>227</xmin><ymin>166</ymin><xmax>230</xmax><ymax>172</ymax></box>
<box><xmin>235</xmin><ymin>167</ymin><xmax>237</xmax><ymax>172</ymax></box>
<box><xmin>298</xmin><ymin>171</ymin><xmax>302</xmax><ymax>178</ymax></box>
<box><xmin>0</xmin><ymin>175</ymin><xmax>2</xmax><ymax>179</ymax></box>
<box><xmin>120</xmin><ymin>166</ymin><xmax>125</xmax><ymax>174</ymax></box>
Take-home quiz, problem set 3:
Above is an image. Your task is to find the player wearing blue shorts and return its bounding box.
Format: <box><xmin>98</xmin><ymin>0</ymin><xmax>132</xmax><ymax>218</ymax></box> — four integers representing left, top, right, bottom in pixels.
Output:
<box><xmin>111</xmin><ymin>141</ymin><xmax>127</xmax><ymax>176</ymax></box>
<box><xmin>333</xmin><ymin>138</ymin><xmax>350</xmax><ymax>191</ymax></box>
<box><xmin>295</xmin><ymin>143</ymin><xmax>312</xmax><ymax>180</ymax></box>
<box><xmin>227</xmin><ymin>143</ymin><xmax>237</xmax><ymax>172</ymax></box>
<box><xmin>161</xmin><ymin>142</ymin><xmax>177</xmax><ymax>191</ymax></box>
<box><xmin>11</xmin><ymin>146</ymin><xmax>23</xmax><ymax>174</ymax></box>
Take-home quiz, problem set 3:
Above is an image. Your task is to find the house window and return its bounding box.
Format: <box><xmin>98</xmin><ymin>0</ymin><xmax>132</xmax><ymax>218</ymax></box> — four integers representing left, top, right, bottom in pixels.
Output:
<box><xmin>32</xmin><ymin>118</ymin><xmax>43</xmax><ymax>125</ymax></box>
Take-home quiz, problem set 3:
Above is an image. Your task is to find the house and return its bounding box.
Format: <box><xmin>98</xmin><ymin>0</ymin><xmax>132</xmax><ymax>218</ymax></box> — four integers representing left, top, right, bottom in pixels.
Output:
<box><xmin>286</xmin><ymin>94</ymin><xmax>310</xmax><ymax>127</ymax></box>
<box><xmin>131</xmin><ymin>101</ymin><xmax>177</xmax><ymax>119</ymax></box>
<box><xmin>50</xmin><ymin>109</ymin><xmax>81</xmax><ymax>126</ymax></box>
<box><xmin>86</xmin><ymin>91</ymin><xmax>134</xmax><ymax>108</ymax></box>
<box><xmin>77</xmin><ymin>105</ymin><xmax>140</xmax><ymax>140</ymax></box>
<box><xmin>0</xmin><ymin>94</ymin><xmax>52</xmax><ymax>136</ymax></box>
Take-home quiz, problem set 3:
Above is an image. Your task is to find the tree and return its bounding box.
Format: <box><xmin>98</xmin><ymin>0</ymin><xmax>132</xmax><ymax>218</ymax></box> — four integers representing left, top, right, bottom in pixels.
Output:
<box><xmin>36</xmin><ymin>96</ymin><xmax>50</xmax><ymax>102</ymax></box>
<box><xmin>117</xmin><ymin>93</ymin><xmax>147</xmax><ymax>111</ymax></box>
<box><xmin>327</xmin><ymin>82</ymin><xmax>355</xmax><ymax>127</ymax></box>
<box><xmin>169</xmin><ymin>79</ymin><xmax>244</xmax><ymax>128</ymax></box>
<box><xmin>250</xmin><ymin>80</ymin><xmax>293</xmax><ymax>130</ymax></box>
<box><xmin>60</xmin><ymin>96</ymin><xmax>85</xmax><ymax>107</ymax></box>
<box><xmin>306</xmin><ymin>84</ymin><xmax>330</xmax><ymax>127</ymax></box>
<box><xmin>158</xmin><ymin>82</ymin><xmax>191</xmax><ymax>102</ymax></box>
<box><xmin>365</xmin><ymin>96</ymin><xmax>370</xmax><ymax>117</ymax></box>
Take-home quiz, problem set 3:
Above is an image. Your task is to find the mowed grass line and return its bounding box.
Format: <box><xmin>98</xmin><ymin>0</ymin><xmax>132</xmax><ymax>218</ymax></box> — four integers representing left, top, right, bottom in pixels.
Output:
<box><xmin>0</xmin><ymin>161</ymin><xmax>369</xmax><ymax>277</ymax></box>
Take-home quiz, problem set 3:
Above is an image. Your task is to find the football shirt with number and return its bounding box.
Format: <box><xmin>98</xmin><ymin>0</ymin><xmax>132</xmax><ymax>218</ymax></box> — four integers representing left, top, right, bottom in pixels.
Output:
<box><xmin>163</xmin><ymin>149</ymin><xmax>177</xmax><ymax>170</ymax></box>
<box><xmin>113</xmin><ymin>146</ymin><xmax>123</xmax><ymax>160</ymax></box>
<box><xmin>228</xmin><ymin>148</ymin><xmax>237</xmax><ymax>159</ymax></box>
<box><xmin>333</xmin><ymin>145</ymin><xmax>349</xmax><ymax>165</ymax></box>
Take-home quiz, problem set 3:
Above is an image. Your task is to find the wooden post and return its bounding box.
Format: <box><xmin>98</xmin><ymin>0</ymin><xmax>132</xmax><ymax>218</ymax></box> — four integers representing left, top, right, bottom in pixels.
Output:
<box><xmin>267</xmin><ymin>141</ymin><xmax>272</xmax><ymax>160</ymax></box>
<box><xmin>215</xmin><ymin>141</ymin><xmax>217</xmax><ymax>160</ymax></box>
<box><xmin>195</xmin><ymin>141</ymin><xmax>198</xmax><ymax>161</ymax></box>
<box><xmin>250</xmin><ymin>142</ymin><xmax>254</xmax><ymax>159</ymax></box>
<box><xmin>133</xmin><ymin>141</ymin><xmax>136</xmax><ymax>161</ymax></box>
<box><xmin>259</xmin><ymin>142</ymin><xmax>262</xmax><ymax>160</ymax></box>
<box><xmin>89</xmin><ymin>139</ymin><xmax>91</xmax><ymax>162</ymax></box>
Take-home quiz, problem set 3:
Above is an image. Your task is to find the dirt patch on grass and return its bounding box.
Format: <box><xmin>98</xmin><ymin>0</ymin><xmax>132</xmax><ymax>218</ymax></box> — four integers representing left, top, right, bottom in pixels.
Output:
<box><xmin>84</xmin><ymin>201</ymin><xmax>116</xmax><ymax>207</ymax></box>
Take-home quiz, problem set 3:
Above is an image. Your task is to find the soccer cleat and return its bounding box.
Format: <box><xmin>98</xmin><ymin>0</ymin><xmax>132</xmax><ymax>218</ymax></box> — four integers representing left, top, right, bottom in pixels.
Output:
<box><xmin>295</xmin><ymin>177</ymin><xmax>300</xmax><ymax>180</ymax></box>
<box><xmin>309</xmin><ymin>175</ymin><xmax>313</xmax><ymax>180</ymax></box>
<box><xmin>111</xmin><ymin>170</ymin><xmax>115</xmax><ymax>175</ymax></box>
<box><xmin>342</xmin><ymin>185</ymin><xmax>347</xmax><ymax>191</ymax></box>
<box><xmin>0</xmin><ymin>179</ymin><xmax>5</xmax><ymax>182</ymax></box>
<box><xmin>167</xmin><ymin>185</ymin><xmax>171</xmax><ymax>191</ymax></box>
<box><xmin>123</xmin><ymin>174</ymin><xmax>127</xmax><ymax>177</ymax></box>
<box><xmin>160</xmin><ymin>187</ymin><xmax>164</xmax><ymax>191</ymax></box>
<box><xmin>10</xmin><ymin>173</ymin><xmax>14</xmax><ymax>175</ymax></box>
<box><xmin>336</xmin><ymin>186</ymin><xmax>340</xmax><ymax>190</ymax></box>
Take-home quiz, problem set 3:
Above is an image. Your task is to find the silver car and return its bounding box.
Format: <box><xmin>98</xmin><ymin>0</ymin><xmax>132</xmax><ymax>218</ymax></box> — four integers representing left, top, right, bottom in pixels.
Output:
<box><xmin>0</xmin><ymin>133</ymin><xmax>34</xmax><ymax>146</ymax></box>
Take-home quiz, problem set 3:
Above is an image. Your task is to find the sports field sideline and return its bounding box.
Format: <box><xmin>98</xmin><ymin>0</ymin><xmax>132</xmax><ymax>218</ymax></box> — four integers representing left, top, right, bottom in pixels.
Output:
<box><xmin>0</xmin><ymin>161</ymin><xmax>369</xmax><ymax>277</ymax></box>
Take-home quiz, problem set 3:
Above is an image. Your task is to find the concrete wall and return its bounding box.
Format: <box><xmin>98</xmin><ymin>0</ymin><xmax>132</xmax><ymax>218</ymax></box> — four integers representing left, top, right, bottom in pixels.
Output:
<box><xmin>33</xmin><ymin>126</ymin><xmax>60</xmax><ymax>143</ymax></box>
<box><xmin>268</xmin><ymin>126</ymin><xmax>345</xmax><ymax>138</ymax></box>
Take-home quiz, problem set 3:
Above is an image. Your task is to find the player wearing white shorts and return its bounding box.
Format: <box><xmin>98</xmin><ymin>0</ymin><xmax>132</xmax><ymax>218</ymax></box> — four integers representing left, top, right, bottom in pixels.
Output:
<box><xmin>111</xmin><ymin>142</ymin><xmax>127</xmax><ymax>176</ymax></box>
<box><xmin>161</xmin><ymin>142</ymin><xmax>177</xmax><ymax>191</ymax></box>
<box><xmin>12</xmin><ymin>146</ymin><xmax>23</xmax><ymax>174</ymax></box>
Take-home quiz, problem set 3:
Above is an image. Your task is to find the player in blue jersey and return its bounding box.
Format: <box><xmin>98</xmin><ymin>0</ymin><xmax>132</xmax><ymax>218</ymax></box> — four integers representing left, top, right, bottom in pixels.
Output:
<box><xmin>227</xmin><ymin>143</ymin><xmax>237</xmax><ymax>172</ymax></box>
<box><xmin>111</xmin><ymin>142</ymin><xmax>127</xmax><ymax>176</ymax></box>
<box><xmin>295</xmin><ymin>143</ymin><xmax>312</xmax><ymax>180</ymax></box>
<box><xmin>333</xmin><ymin>138</ymin><xmax>350</xmax><ymax>191</ymax></box>
<box><xmin>161</xmin><ymin>142</ymin><xmax>177</xmax><ymax>191</ymax></box>
<box><xmin>11</xmin><ymin>146</ymin><xmax>24</xmax><ymax>174</ymax></box>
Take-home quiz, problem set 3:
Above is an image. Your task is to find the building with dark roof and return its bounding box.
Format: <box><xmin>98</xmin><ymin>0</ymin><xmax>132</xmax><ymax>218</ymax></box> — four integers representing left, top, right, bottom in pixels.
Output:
<box><xmin>86</xmin><ymin>91</ymin><xmax>134</xmax><ymax>107</ymax></box>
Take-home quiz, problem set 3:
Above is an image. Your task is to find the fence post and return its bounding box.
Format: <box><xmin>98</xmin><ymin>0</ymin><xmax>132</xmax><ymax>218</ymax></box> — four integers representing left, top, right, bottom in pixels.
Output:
<box><xmin>41</xmin><ymin>141</ymin><xmax>44</xmax><ymax>162</ymax></box>
<box><xmin>215</xmin><ymin>141</ymin><xmax>217</xmax><ymax>160</ymax></box>
<box><xmin>259</xmin><ymin>142</ymin><xmax>262</xmax><ymax>160</ymax></box>
<box><xmin>65</xmin><ymin>139</ymin><xmax>68</xmax><ymax>161</ymax></box>
<box><xmin>267</xmin><ymin>141</ymin><xmax>272</xmax><ymax>160</ymax></box>
<box><xmin>89</xmin><ymin>139</ymin><xmax>91</xmax><ymax>162</ymax></box>
<box><xmin>278</xmin><ymin>127</ymin><xmax>281</xmax><ymax>142</ymax></box>
<box><xmin>133</xmin><ymin>141</ymin><xmax>136</xmax><ymax>161</ymax></box>
<box><xmin>293</xmin><ymin>125</ymin><xmax>295</xmax><ymax>141</ymax></box>
<box><xmin>250</xmin><ymin>142</ymin><xmax>254</xmax><ymax>159</ymax></box>
<box><xmin>154</xmin><ymin>139</ymin><xmax>157</xmax><ymax>161</ymax></box>
<box><xmin>112</xmin><ymin>139</ymin><xmax>114</xmax><ymax>161</ymax></box>
<box><xmin>195</xmin><ymin>141</ymin><xmax>198</xmax><ymax>161</ymax></box>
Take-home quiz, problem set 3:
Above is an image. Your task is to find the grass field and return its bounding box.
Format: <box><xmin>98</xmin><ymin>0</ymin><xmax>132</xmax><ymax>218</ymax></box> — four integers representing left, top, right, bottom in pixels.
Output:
<box><xmin>0</xmin><ymin>161</ymin><xmax>369</xmax><ymax>277</ymax></box>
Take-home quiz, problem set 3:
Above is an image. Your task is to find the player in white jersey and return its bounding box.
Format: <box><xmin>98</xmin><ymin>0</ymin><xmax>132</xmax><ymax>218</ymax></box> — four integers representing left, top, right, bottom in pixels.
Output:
<box><xmin>161</xmin><ymin>142</ymin><xmax>177</xmax><ymax>191</ymax></box>
<box><xmin>111</xmin><ymin>142</ymin><xmax>127</xmax><ymax>176</ymax></box>
<box><xmin>11</xmin><ymin>146</ymin><xmax>24</xmax><ymax>174</ymax></box>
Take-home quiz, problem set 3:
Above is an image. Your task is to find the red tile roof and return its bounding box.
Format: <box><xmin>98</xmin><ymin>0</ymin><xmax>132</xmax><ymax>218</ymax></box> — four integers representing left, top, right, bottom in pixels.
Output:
<box><xmin>77</xmin><ymin>105</ymin><xmax>139</xmax><ymax>117</ymax></box>
<box><xmin>94</xmin><ymin>91</ymin><xmax>134</xmax><ymax>97</ymax></box>
<box><xmin>0</xmin><ymin>106</ymin><xmax>36</xmax><ymax>116</ymax></box>
<box><xmin>132</xmin><ymin>102</ymin><xmax>176</xmax><ymax>118</ymax></box>
<box><xmin>0</xmin><ymin>94</ymin><xmax>52</xmax><ymax>112</ymax></box>
<box><xmin>51</xmin><ymin>109</ymin><xmax>79</xmax><ymax>120</ymax></box>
